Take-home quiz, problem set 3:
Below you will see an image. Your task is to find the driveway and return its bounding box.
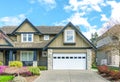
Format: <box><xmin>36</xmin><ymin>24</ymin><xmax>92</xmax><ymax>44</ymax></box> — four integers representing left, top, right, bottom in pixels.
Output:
<box><xmin>34</xmin><ymin>70</ymin><xmax>110</xmax><ymax>82</ymax></box>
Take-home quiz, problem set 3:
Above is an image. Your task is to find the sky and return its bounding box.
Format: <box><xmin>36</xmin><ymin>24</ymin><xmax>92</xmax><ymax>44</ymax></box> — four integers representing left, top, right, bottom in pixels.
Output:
<box><xmin>0</xmin><ymin>0</ymin><xmax>120</xmax><ymax>39</ymax></box>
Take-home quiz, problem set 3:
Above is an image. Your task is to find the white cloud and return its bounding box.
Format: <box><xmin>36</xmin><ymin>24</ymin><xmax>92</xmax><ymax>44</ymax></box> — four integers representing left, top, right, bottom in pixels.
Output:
<box><xmin>82</xmin><ymin>24</ymin><xmax>108</xmax><ymax>40</ymax></box>
<box><xmin>64</xmin><ymin>0</ymin><xmax>103</xmax><ymax>12</ymax></box>
<box><xmin>29</xmin><ymin>0</ymin><xmax>56</xmax><ymax>10</ymax></box>
<box><xmin>54</xmin><ymin>12</ymin><xmax>90</xmax><ymax>27</ymax></box>
<box><xmin>101</xmin><ymin>14</ymin><xmax>108</xmax><ymax>21</ymax></box>
<box><xmin>0</xmin><ymin>14</ymin><xmax>26</xmax><ymax>26</ymax></box>
<box><xmin>107</xmin><ymin>1</ymin><xmax>120</xmax><ymax>22</ymax></box>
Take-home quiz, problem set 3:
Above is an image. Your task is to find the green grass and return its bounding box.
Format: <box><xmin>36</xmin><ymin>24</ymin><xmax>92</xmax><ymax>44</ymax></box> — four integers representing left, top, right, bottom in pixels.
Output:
<box><xmin>0</xmin><ymin>75</ymin><xmax>14</xmax><ymax>82</ymax></box>
<box><xmin>108</xmin><ymin>66</ymin><xmax>120</xmax><ymax>71</ymax></box>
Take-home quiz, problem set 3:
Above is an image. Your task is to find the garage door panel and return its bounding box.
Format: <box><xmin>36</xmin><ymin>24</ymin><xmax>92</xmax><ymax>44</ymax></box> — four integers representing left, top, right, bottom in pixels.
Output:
<box><xmin>53</xmin><ymin>53</ymin><xmax>86</xmax><ymax>70</ymax></box>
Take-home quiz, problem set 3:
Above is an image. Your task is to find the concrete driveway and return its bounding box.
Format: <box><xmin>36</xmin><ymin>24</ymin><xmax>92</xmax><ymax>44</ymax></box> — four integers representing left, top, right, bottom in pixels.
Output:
<box><xmin>34</xmin><ymin>70</ymin><xmax>110</xmax><ymax>82</ymax></box>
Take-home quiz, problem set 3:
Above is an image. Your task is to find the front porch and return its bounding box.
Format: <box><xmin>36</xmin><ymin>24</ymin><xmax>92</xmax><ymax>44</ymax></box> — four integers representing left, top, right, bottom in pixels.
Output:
<box><xmin>0</xmin><ymin>49</ymin><xmax>47</xmax><ymax>66</ymax></box>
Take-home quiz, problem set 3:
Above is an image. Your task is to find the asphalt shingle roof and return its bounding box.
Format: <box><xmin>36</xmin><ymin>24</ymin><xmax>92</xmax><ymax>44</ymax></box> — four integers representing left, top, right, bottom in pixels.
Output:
<box><xmin>0</xmin><ymin>26</ymin><xmax>64</xmax><ymax>34</ymax></box>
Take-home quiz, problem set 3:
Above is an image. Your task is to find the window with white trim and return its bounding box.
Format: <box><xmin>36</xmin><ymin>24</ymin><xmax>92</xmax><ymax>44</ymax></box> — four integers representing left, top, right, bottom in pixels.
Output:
<box><xmin>64</xmin><ymin>30</ymin><xmax>75</xmax><ymax>43</ymax></box>
<box><xmin>20</xmin><ymin>51</ymin><xmax>34</xmax><ymax>61</ymax></box>
<box><xmin>44</xmin><ymin>35</ymin><xmax>49</xmax><ymax>40</ymax></box>
<box><xmin>21</xmin><ymin>34</ymin><xmax>33</xmax><ymax>42</ymax></box>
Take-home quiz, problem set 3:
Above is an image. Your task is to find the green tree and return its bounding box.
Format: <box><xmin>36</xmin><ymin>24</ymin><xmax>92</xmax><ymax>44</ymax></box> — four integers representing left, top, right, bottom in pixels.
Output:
<box><xmin>90</xmin><ymin>32</ymin><xmax>98</xmax><ymax>46</ymax></box>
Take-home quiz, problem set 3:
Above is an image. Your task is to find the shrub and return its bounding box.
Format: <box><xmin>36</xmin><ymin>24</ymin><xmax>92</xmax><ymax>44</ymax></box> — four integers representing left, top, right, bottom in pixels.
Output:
<box><xmin>38</xmin><ymin>66</ymin><xmax>47</xmax><ymax>70</ymax></box>
<box><xmin>12</xmin><ymin>76</ymin><xmax>27</xmax><ymax>82</ymax></box>
<box><xmin>9</xmin><ymin>61</ymin><xmax>23</xmax><ymax>67</ymax></box>
<box><xmin>28</xmin><ymin>67</ymin><xmax>40</xmax><ymax>75</ymax></box>
<box><xmin>0</xmin><ymin>61</ymin><xmax>3</xmax><ymax>66</ymax></box>
<box><xmin>92</xmin><ymin>62</ymin><xmax>97</xmax><ymax>69</ymax></box>
<box><xmin>97</xmin><ymin>65</ymin><xmax>109</xmax><ymax>74</ymax></box>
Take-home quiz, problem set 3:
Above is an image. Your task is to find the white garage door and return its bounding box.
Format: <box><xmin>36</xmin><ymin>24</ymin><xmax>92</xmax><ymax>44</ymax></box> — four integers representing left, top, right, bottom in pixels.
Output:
<box><xmin>53</xmin><ymin>53</ymin><xmax>86</xmax><ymax>70</ymax></box>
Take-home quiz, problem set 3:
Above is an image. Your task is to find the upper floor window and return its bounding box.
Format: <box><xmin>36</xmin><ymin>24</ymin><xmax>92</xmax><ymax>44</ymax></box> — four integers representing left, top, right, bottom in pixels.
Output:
<box><xmin>44</xmin><ymin>35</ymin><xmax>49</xmax><ymax>40</ymax></box>
<box><xmin>64</xmin><ymin>30</ymin><xmax>75</xmax><ymax>43</ymax></box>
<box><xmin>21</xmin><ymin>34</ymin><xmax>33</xmax><ymax>42</ymax></box>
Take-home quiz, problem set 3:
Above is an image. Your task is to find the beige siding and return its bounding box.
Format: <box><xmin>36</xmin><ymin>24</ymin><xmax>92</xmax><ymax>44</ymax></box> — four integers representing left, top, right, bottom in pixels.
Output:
<box><xmin>17</xmin><ymin>34</ymin><xmax>21</xmax><ymax>43</ymax></box>
<box><xmin>17</xmin><ymin>23</ymin><xmax>36</xmax><ymax>32</ymax></box>
<box><xmin>16</xmin><ymin>50</ymin><xmax>20</xmax><ymax>61</ymax></box>
<box><xmin>53</xmin><ymin>49</ymin><xmax>87</xmax><ymax>53</ymax></box>
<box><xmin>0</xmin><ymin>39</ymin><xmax>9</xmax><ymax>45</ymax></box>
<box><xmin>49</xmin><ymin>26</ymin><xmax>89</xmax><ymax>47</ymax></box>
<box><xmin>0</xmin><ymin>52</ymin><xmax>3</xmax><ymax>62</ymax></box>
<box><xmin>34</xmin><ymin>35</ymin><xmax>40</xmax><ymax>43</ymax></box>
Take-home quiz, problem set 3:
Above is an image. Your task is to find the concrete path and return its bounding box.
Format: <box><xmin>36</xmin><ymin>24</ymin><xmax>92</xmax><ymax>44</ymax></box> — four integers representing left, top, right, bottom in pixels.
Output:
<box><xmin>34</xmin><ymin>70</ymin><xmax>110</xmax><ymax>82</ymax></box>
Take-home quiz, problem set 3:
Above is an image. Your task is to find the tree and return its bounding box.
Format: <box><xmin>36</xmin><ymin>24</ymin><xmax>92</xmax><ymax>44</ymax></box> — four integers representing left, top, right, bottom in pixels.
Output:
<box><xmin>90</xmin><ymin>32</ymin><xmax>98</xmax><ymax>46</ymax></box>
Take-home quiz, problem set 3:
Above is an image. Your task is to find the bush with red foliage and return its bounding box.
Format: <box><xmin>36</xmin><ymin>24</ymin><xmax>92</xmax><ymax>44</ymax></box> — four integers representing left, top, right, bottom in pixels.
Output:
<box><xmin>97</xmin><ymin>65</ymin><xmax>109</xmax><ymax>74</ymax></box>
<box><xmin>109</xmin><ymin>71</ymin><xmax>120</xmax><ymax>80</ymax></box>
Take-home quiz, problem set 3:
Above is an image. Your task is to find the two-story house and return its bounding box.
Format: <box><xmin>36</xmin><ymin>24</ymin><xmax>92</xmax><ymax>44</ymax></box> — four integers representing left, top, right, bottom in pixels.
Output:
<box><xmin>0</xmin><ymin>19</ymin><xmax>96</xmax><ymax>70</ymax></box>
<box><xmin>97</xmin><ymin>24</ymin><xmax>120</xmax><ymax>67</ymax></box>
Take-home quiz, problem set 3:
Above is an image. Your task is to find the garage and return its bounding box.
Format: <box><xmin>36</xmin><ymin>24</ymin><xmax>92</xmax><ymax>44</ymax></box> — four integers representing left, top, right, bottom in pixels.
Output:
<box><xmin>53</xmin><ymin>53</ymin><xmax>86</xmax><ymax>70</ymax></box>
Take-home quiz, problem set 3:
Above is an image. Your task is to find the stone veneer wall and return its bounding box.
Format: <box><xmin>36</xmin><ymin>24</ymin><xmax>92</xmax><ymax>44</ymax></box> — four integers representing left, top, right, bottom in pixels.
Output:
<box><xmin>47</xmin><ymin>49</ymin><xmax>53</xmax><ymax>70</ymax></box>
<box><xmin>87</xmin><ymin>49</ymin><xmax>92</xmax><ymax>70</ymax></box>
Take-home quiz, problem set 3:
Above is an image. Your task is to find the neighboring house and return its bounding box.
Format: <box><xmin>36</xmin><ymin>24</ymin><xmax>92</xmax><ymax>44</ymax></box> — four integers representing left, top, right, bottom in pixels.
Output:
<box><xmin>96</xmin><ymin>24</ymin><xmax>120</xmax><ymax>67</ymax></box>
<box><xmin>0</xmin><ymin>19</ymin><xmax>96</xmax><ymax>70</ymax></box>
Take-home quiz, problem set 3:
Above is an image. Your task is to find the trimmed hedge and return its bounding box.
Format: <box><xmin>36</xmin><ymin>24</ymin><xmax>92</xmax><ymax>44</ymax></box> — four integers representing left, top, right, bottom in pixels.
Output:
<box><xmin>0</xmin><ymin>61</ymin><xmax>3</xmax><ymax>66</ymax></box>
<box><xmin>28</xmin><ymin>67</ymin><xmax>40</xmax><ymax>75</ymax></box>
<box><xmin>38</xmin><ymin>66</ymin><xmax>47</xmax><ymax>70</ymax></box>
<box><xmin>9</xmin><ymin>61</ymin><xmax>23</xmax><ymax>67</ymax></box>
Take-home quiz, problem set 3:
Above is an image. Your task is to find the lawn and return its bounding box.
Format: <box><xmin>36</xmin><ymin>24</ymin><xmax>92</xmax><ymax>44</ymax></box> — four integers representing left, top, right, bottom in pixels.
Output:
<box><xmin>0</xmin><ymin>75</ymin><xmax>14</xmax><ymax>82</ymax></box>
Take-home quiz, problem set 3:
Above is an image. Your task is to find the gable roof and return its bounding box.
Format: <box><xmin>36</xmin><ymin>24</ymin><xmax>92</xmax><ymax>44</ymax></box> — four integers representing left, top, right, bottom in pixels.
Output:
<box><xmin>12</xmin><ymin>18</ymin><xmax>41</xmax><ymax>34</ymax></box>
<box><xmin>0</xmin><ymin>30</ymin><xmax>14</xmax><ymax>47</ymax></box>
<box><xmin>97</xmin><ymin>24</ymin><xmax>120</xmax><ymax>41</ymax></box>
<box><xmin>43</xmin><ymin>22</ymin><xmax>96</xmax><ymax>50</ymax></box>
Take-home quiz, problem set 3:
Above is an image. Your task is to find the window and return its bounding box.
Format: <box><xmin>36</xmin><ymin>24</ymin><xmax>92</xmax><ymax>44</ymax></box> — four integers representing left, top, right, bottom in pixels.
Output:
<box><xmin>44</xmin><ymin>35</ymin><xmax>49</xmax><ymax>40</ymax></box>
<box><xmin>64</xmin><ymin>30</ymin><xmax>75</xmax><ymax>43</ymax></box>
<box><xmin>20</xmin><ymin>51</ymin><xmax>34</xmax><ymax>61</ymax></box>
<box><xmin>21</xmin><ymin>34</ymin><xmax>33</xmax><ymax>42</ymax></box>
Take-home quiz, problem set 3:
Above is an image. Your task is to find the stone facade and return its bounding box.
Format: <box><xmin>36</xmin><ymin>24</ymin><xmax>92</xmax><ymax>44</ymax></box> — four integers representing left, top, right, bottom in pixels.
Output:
<box><xmin>47</xmin><ymin>49</ymin><xmax>53</xmax><ymax>70</ymax></box>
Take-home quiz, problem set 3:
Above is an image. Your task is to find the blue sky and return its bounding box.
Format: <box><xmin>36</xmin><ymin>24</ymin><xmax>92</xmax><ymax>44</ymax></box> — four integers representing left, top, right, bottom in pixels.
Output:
<box><xmin>0</xmin><ymin>0</ymin><xmax>120</xmax><ymax>39</ymax></box>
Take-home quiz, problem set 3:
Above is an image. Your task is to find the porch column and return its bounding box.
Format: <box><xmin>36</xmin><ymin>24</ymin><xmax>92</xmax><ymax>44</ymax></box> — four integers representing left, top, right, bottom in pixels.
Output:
<box><xmin>9</xmin><ymin>50</ymin><xmax>13</xmax><ymax>65</ymax></box>
<box><xmin>33</xmin><ymin>50</ymin><xmax>37</xmax><ymax>67</ymax></box>
<box><xmin>9</xmin><ymin>50</ymin><xmax>13</xmax><ymax>61</ymax></box>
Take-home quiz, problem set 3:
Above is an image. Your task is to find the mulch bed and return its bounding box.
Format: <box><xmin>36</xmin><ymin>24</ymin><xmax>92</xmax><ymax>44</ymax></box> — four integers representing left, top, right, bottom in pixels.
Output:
<box><xmin>25</xmin><ymin>75</ymin><xmax>39</xmax><ymax>82</ymax></box>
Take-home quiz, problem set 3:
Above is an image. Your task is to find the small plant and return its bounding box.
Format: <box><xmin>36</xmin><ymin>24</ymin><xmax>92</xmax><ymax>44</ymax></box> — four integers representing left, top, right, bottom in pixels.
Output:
<box><xmin>0</xmin><ymin>61</ymin><xmax>3</xmax><ymax>66</ymax></box>
<box><xmin>28</xmin><ymin>67</ymin><xmax>40</xmax><ymax>75</ymax></box>
<box><xmin>92</xmin><ymin>62</ymin><xmax>97</xmax><ymax>69</ymax></box>
<box><xmin>9</xmin><ymin>61</ymin><xmax>23</xmax><ymax>67</ymax></box>
<box><xmin>38</xmin><ymin>66</ymin><xmax>47</xmax><ymax>70</ymax></box>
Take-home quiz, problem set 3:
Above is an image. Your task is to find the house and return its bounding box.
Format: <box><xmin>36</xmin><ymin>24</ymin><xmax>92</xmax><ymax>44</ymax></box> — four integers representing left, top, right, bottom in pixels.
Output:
<box><xmin>96</xmin><ymin>24</ymin><xmax>120</xmax><ymax>67</ymax></box>
<box><xmin>0</xmin><ymin>19</ymin><xmax>96</xmax><ymax>70</ymax></box>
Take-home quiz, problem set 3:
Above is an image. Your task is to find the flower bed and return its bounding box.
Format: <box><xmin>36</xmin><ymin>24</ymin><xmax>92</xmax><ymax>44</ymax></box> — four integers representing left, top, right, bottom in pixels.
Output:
<box><xmin>97</xmin><ymin>65</ymin><xmax>120</xmax><ymax>81</ymax></box>
<box><xmin>0</xmin><ymin>66</ymin><xmax>40</xmax><ymax>82</ymax></box>
<box><xmin>0</xmin><ymin>66</ymin><xmax>8</xmax><ymax>74</ymax></box>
